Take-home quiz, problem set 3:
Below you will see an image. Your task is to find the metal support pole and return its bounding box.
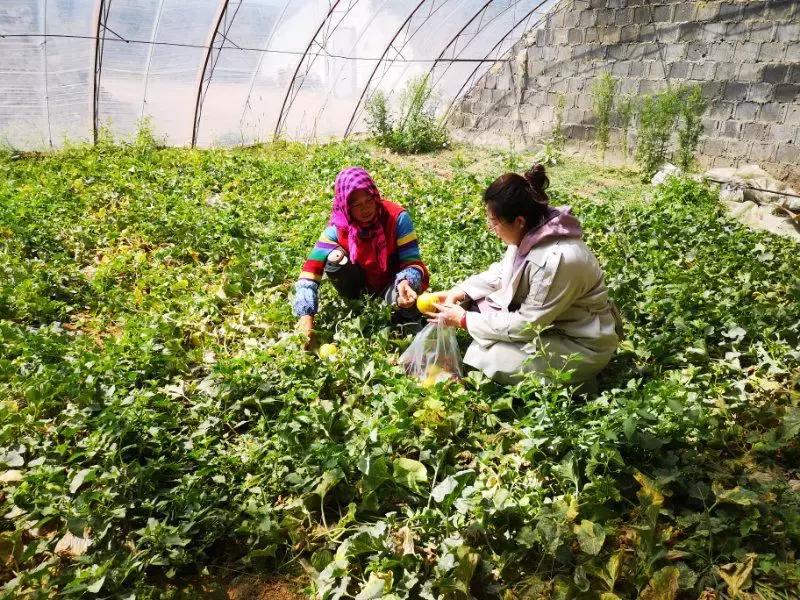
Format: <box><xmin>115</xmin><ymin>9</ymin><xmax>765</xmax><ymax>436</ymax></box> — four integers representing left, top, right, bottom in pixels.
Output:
<box><xmin>342</xmin><ymin>0</ymin><xmax>428</xmax><ymax>138</ymax></box>
<box><xmin>91</xmin><ymin>0</ymin><xmax>109</xmax><ymax>144</ymax></box>
<box><xmin>191</xmin><ymin>0</ymin><xmax>232</xmax><ymax>148</ymax></box>
<box><xmin>273</xmin><ymin>1</ymin><xmax>345</xmax><ymax>140</ymax></box>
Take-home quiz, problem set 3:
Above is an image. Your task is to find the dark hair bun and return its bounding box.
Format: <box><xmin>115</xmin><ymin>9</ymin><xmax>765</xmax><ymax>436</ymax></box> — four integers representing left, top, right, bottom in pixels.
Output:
<box><xmin>524</xmin><ymin>163</ymin><xmax>549</xmax><ymax>203</ymax></box>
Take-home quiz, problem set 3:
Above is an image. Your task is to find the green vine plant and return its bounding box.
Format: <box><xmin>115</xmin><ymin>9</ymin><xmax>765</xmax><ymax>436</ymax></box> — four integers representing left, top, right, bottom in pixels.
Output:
<box><xmin>634</xmin><ymin>85</ymin><xmax>708</xmax><ymax>180</ymax></box>
<box><xmin>616</xmin><ymin>95</ymin><xmax>635</xmax><ymax>161</ymax></box>
<box><xmin>366</xmin><ymin>75</ymin><xmax>449</xmax><ymax>154</ymax></box>
<box><xmin>591</xmin><ymin>71</ymin><xmax>617</xmax><ymax>160</ymax></box>
<box><xmin>635</xmin><ymin>87</ymin><xmax>681</xmax><ymax>181</ymax></box>
<box><xmin>676</xmin><ymin>85</ymin><xmax>708</xmax><ymax>172</ymax></box>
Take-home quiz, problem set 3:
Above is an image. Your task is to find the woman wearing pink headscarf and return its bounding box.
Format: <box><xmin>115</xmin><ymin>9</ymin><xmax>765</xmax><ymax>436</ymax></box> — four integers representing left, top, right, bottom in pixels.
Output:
<box><xmin>294</xmin><ymin>167</ymin><xmax>429</xmax><ymax>340</ymax></box>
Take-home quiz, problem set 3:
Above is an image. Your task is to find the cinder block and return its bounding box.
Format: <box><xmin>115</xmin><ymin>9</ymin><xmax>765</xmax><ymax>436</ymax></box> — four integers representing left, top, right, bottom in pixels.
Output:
<box><xmin>762</xmin><ymin>63</ymin><xmax>789</xmax><ymax>83</ymax></box>
<box><xmin>759</xmin><ymin>43</ymin><xmax>787</xmax><ymax>62</ymax></box>
<box><xmin>696</xmin><ymin>2</ymin><xmax>720</xmax><ymax>21</ymax></box>
<box><xmin>600</xmin><ymin>25</ymin><xmax>622</xmax><ymax>44</ymax></box>
<box><xmin>673</xmin><ymin>3</ymin><xmax>696</xmax><ymax>22</ymax></box>
<box><xmin>691</xmin><ymin>62</ymin><xmax>717</xmax><ymax>80</ymax></box>
<box><xmin>733</xmin><ymin>41</ymin><xmax>761</xmax><ymax>62</ymax></box>
<box><xmin>627</xmin><ymin>44</ymin><xmax>649</xmax><ymax>61</ymax></box>
<box><xmin>709</xmin><ymin>101</ymin><xmax>735</xmax><ymax>119</ymax></box>
<box><xmin>655</xmin><ymin>22</ymin><xmax>681</xmax><ymax>44</ymax></box>
<box><xmin>563</xmin><ymin>9</ymin><xmax>581</xmax><ymax>28</ymax></box>
<box><xmin>720</xmin><ymin>120</ymin><xmax>741</xmax><ymax>138</ymax></box>
<box><xmin>615</xmin><ymin>8</ymin><xmax>633</xmax><ymax>27</ymax></box>
<box><xmin>687</xmin><ymin>41</ymin><xmax>709</xmax><ymax>61</ymax></box>
<box><xmin>639</xmin><ymin>80</ymin><xmax>664</xmax><ymax>94</ymax></box>
<box><xmin>702</xmin><ymin>81</ymin><xmax>725</xmax><ymax>97</ymax></box>
<box><xmin>725</xmin><ymin>81</ymin><xmax>749</xmax><ymax>101</ymax></box>
<box><xmin>584</xmin><ymin>27</ymin><xmax>600</xmax><ymax>44</ymax></box>
<box><xmin>749</xmin><ymin>141</ymin><xmax>776</xmax><ymax>161</ymax></box>
<box><xmin>629</xmin><ymin>60</ymin><xmax>647</xmax><ymax>77</ymax></box>
<box><xmin>619</xmin><ymin>79</ymin><xmax>638</xmax><ymax>94</ymax></box>
<box><xmin>678</xmin><ymin>22</ymin><xmax>703</xmax><ymax>42</ymax></box>
<box><xmin>703</xmin><ymin>117</ymin><xmax>719</xmax><ymax>134</ymax></box>
<box><xmin>766</xmin><ymin>0</ymin><xmax>796</xmax><ymax>20</ymax></box>
<box><xmin>703</xmin><ymin>21</ymin><xmax>729</xmax><ymax>39</ymax></box>
<box><xmin>726</xmin><ymin>138</ymin><xmax>752</xmax><ymax>157</ymax></box>
<box><xmin>748</xmin><ymin>82</ymin><xmax>774</xmax><ymax>102</ymax></box>
<box><xmin>606</xmin><ymin>45</ymin><xmax>626</xmax><ymax>61</ymax></box>
<box><xmin>708</xmin><ymin>41</ymin><xmax>736</xmax><ymax>63</ymax></box>
<box><xmin>751</xmin><ymin>22</ymin><xmax>778</xmax><ymax>43</ymax></box>
<box><xmin>596</xmin><ymin>9</ymin><xmax>615</xmax><ymax>27</ymax></box>
<box><xmin>632</xmin><ymin>6</ymin><xmax>650</xmax><ymax>24</ymax></box>
<box><xmin>782</xmin><ymin>106</ymin><xmax>800</xmax><ymax>125</ymax></box>
<box><xmin>735</xmin><ymin>101</ymin><xmax>760</xmax><ymax>120</ymax></box>
<box><xmin>553</xmin><ymin>28</ymin><xmax>569</xmax><ymax>45</ymax></box>
<box><xmin>760</xmin><ymin>102</ymin><xmax>787</xmax><ymax>122</ymax></box>
<box><xmin>719</xmin><ymin>2</ymin><xmax>743</xmax><ymax>20</ymax></box>
<box><xmin>651</xmin><ymin>60</ymin><xmax>669</xmax><ymax>79</ymax></box>
<box><xmin>742</xmin><ymin>122</ymin><xmax>769</xmax><ymax>140</ymax></box>
<box><xmin>725</xmin><ymin>21</ymin><xmax>750</xmax><ymax>39</ymax></box>
<box><xmin>776</xmin><ymin>144</ymin><xmax>800</xmax><ymax>163</ymax></box>
<box><xmin>568</xmin><ymin>28</ymin><xmax>585</xmax><ymax>44</ymax></box>
<box><xmin>785</xmin><ymin>39</ymin><xmax>800</xmax><ymax>59</ymax></box>
<box><xmin>620</xmin><ymin>24</ymin><xmax>640</xmax><ymax>42</ymax></box>
<box><xmin>775</xmin><ymin>23</ymin><xmax>800</xmax><ymax>42</ymax></box>
<box><xmin>664</xmin><ymin>44</ymin><xmax>687</xmax><ymax>62</ymax></box>
<box><xmin>774</xmin><ymin>83</ymin><xmax>800</xmax><ymax>103</ymax></box>
<box><xmin>579</xmin><ymin>10</ymin><xmax>597</xmax><ymax>28</ymax></box>
<box><xmin>653</xmin><ymin>5</ymin><xmax>672</xmax><ymax>22</ymax></box>
<box><xmin>702</xmin><ymin>137</ymin><xmax>727</xmax><ymax>156</ymax></box>
<box><xmin>767</xmin><ymin>123</ymin><xmax>797</xmax><ymax>143</ymax></box>
<box><xmin>737</xmin><ymin>63</ymin><xmax>763</xmax><ymax>82</ymax></box>
<box><xmin>715</xmin><ymin>62</ymin><xmax>737</xmax><ymax>80</ymax></box>
<box><xmin>639</xmin><ymin>24</ymin><xmax>657</xmax><ymax>43</ymax></box>
<box><xmin>612</xmin><ymin>61</ymin><xmax>630</xmax><ymax>76</ymax></box>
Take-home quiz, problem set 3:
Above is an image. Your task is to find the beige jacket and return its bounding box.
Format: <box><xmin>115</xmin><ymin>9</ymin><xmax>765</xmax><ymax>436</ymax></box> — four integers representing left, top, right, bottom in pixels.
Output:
<box><xmin>456</xmin><ymin>238</ymin><xmax>619</xmax><ymax>384</ymax></box>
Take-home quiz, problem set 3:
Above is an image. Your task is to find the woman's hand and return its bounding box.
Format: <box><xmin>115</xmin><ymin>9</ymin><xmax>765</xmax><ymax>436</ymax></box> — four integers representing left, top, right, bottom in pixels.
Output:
<box><xmin>296</xmin><ymin>315</ymin><xmax>316</xmax><ymax>350</ymax></box>
<box><xmin>429</xmin><ymin>302</ymin><xmax>467</xmax><ymax>329</ymax></box>
<box><xmin>441</xmin><ymin>288</ymin><xmax>467</xmax><ymax>306</ymax></box>
<box><xmin>396</xmin><ymin>280</ymin><xmax>418</xmax><ymax>309</ymax></box>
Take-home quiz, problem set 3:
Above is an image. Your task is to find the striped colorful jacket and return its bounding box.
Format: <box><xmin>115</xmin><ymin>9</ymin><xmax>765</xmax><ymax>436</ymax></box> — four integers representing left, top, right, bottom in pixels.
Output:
<box><xmin>293</xmin><ymin>202</ymin><xmax>428</xmax><ymax>317</ymax></box>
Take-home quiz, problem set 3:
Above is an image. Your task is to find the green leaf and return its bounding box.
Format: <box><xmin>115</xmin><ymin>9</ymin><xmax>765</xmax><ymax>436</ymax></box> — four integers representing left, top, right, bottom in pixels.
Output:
<box><xmin>86</xmin><ymin>575</ymin><xmax>105</xmax><ymax>594</ymax></box>
<box><xmin>431</xmin><ymin>475</ymin><xmax>459</xmax><ymax>504</ymax></box>
<box><xmin>573</xmin><ymin>565</ymin><xmax>590</xmax><ymax>593</ymax></box>
<box><xmin>314</xmin><ymin>468</ymin><xmax>343</xmax><ymax>499</ymax></box>
<box><xmin>712</xmin><ymin>482</ymin><xmax>760</xmax><ymax>506</ymax></box>
<box><xmin>355</xmin><ymin>572</ymin><xmax>392</xmax><ymax>600</ymax></box>
<box><xmin>452</xmin><ymin>545</ymin><xmax>480</xmax><ymax>593</ymax></box>
<box><xmin>393</xmin><ymin>457</ymin><xmax>427</xmax><ymax>492</ymax></box>
<box><xmin>0</xmin><ymin>451</ymin><xmax>24</xmax><ymax>468</ymax></box>
<box><xmin>573</xmin><ymin>520</ymin><xmax>606</xmax><ymax>555</ymax></box>
<box><xmin>69</xmin><ymin>468</ymin><xmax>94</xmax><ymax>494</ymax></box>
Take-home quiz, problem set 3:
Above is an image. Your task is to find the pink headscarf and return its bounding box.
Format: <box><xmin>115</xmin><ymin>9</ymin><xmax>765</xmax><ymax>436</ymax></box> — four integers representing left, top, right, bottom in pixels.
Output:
<box><xmin>329</xmin><ymin>167</ymin><xmax>388</xmax><ymax>271</ymax></box>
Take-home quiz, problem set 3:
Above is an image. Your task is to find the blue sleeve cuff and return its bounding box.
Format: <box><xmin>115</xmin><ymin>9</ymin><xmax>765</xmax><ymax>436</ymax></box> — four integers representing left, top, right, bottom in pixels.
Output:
<box><xmin>293</xmin><ymin>280</ymin><xmax>320</xmax><ymax>317</ymax></box>
<box><xmin>394</xmin><ymin>267</ymin><xmax>423</xmax><ymax>292</ymax></box>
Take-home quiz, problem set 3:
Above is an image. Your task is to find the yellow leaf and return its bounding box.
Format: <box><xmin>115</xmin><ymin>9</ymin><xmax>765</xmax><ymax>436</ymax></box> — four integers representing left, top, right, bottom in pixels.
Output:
<box><xmin>634</xmin><ymin>470</ymin><xmax>664</xmax><ymax>507</ymax></box>
<box><xmin>640</xmin><ymin>566</ymin><xmax>679</xmax><ymax>600</ymax></box>
<box><xmin>717</xmin><ymin>553</ymin><xmax>757</xmax><ymax>597</ymax></box>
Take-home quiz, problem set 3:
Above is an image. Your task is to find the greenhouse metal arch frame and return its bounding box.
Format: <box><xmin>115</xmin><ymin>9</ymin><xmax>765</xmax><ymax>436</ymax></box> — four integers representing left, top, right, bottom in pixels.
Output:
<box><xmin>0</xmin><ymin>0</ymin><xmax>558</xmax><ymax>150</ymax></box>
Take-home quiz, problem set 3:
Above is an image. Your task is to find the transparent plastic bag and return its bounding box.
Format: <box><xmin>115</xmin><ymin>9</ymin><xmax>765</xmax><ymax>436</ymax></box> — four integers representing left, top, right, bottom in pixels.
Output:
<box><xmin>399</xmin><ymin>323</ymin><xmax>463</xmax><ymax>384</ymax></box>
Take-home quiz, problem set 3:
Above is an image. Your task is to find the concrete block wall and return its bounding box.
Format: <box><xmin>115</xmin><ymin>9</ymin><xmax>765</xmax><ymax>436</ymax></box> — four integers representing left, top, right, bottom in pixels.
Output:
<box><xmin>448</xmin><ymin>0</ymin><xmax>800</xmax><ymax>185</ymax></box>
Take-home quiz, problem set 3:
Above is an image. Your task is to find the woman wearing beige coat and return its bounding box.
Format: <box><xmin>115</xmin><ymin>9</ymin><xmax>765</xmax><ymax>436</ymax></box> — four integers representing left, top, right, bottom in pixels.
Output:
<box><xmin>429</xmin><ymin>164</ymin><xmax>621</xmax><ymax>387</ymax></box>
